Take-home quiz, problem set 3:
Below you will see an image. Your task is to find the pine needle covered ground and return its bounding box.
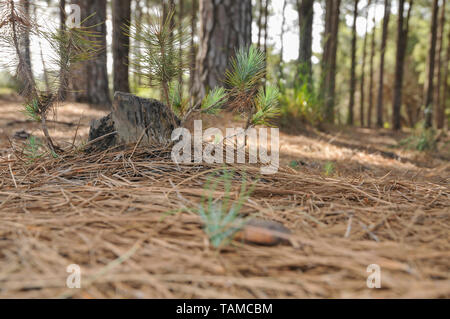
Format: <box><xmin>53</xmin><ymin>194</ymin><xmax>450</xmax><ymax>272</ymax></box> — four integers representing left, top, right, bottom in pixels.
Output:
<box><xmin>0</xmin><ymin>98</ymin><xmax>449</xmax><ymax>298</ymax></box>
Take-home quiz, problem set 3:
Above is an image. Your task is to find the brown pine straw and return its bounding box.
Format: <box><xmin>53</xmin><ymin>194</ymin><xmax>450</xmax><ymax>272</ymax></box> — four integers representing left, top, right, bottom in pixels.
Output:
<box><xmin>0</xmin><ymin>145</ymin><xmax>448</xmax><ymax>299</ymax></box>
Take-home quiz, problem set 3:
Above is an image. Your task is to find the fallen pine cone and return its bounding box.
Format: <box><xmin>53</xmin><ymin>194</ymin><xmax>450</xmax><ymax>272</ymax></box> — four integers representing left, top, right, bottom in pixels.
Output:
<box><xmin>234</xmin><ymin>218</ymin><xmax>292</xmax><ymax>246</ymax></box>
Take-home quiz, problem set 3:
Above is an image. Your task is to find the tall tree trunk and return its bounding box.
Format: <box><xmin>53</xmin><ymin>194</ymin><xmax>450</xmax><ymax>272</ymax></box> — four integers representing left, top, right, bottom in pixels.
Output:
<box><xmin>189</xmin><ymin>0</ymin><xmax>198</xmax><ymax>92</ymax></box>
<box><xmin>257</xmin><ymin>0</ymin><xmax>263</xmax><ymax>49</ymax></box>
<box><xmin>321</xmin><ymin>0</ymin><xmax>341</xmax><ymax>123</ymax></box>
<box><xmin>278</xmin><ymin>0</ymin><xmax>287</xmax><ymax>87</ymax></box>
<box><xmin>112</xmin><ymin>0</ymin><xmax>131</xmax><ymax>93</ymax></box>
<box><xmin>348</xmin><ymin>0</ymin><xmax>359</xmax><ymax>125</ymax></box>
<box><xmin>18</xmin><ymin>0</ymin><xmax>33</xmax><ymax>97</ymax></box>
<box><xmin>297</xmin><ymin>0</ymin><xmax>314</xmax><ymax>90</ymax></box>
<box><xmin>392</xmin><ymin>0</ymin><xmax>413</xmax><ymax>131</ymax></box>
<box><xmin>434</xmin><ymin>0</ymin><xmax>446</xmax><ymax>129</ymax></box>
<box><xmin>263</xmin><ymin>0</ymin><xmax>269</xmax><ymax>82</ymax></box>
<box><xmin>133</xmin><ymin>0</ymin><xmax>143</xmax><ymax>88</ymax></box>
<box><xmin>58</xmin><ymin>0</ymin><xmax>68</xmax><ymax>100</ymax></box>
<box><xmin>360</xmin><ymin>0</ymin><xmax>371</xmax><ymax>127</ymax></box>
<box><xmin>423</xmin><ymin>0</ymin><xmax>439</xmax><ymax>128</ymax></box>
<box><xmin>71</xmin><ymin>0</ymin><xmax>110</xmax><ymax>106</ymax></box>
<box><xmin>376</xmin><ymin>0</ymin><xmax>391</xmax><ymax>128</ymax></box>
<box><xmin>367</xmin><ymin>0</ymin><xmax>377</xmax><ymax>128</ymax></box>
<box><xmin>442</xmin><ymin>27</ymin><xmax>450</xmax><ymax>129</ymax></box>
<box><xmin>193</xmin><ymin>0</ymin><xmax>252</xmax><ymax>99</ymax></box>
<box><xmin>178</xmin><ymin>0</ymin><xmax>184</xmax><ymax>88</ymax></box>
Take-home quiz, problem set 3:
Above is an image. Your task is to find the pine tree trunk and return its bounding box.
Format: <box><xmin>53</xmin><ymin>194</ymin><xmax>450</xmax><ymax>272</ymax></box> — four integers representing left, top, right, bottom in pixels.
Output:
<box><xmin>113</xmin><ymin>0</ymin><xmax>131</xmax><ymax>93</ymax></box>
<box><xmin>322</xmin><ymin>0</ymin><xmax>341</xmax><ymax>123</ymax></box>
<box><xmin>423</xmin><ymin>0</ymin><xmax>439</xmax><ymax>128</ymax></box>
<box><xmin>189</xmin><ymin>0</ymin><xmax>198</xmax><ymax>92</ymax></box>
<box><xmin>133</xmin><ymin>0</ymin><xmax>143</xmax><ymax>88</ymax></box>
<box><xmin>257</xmin><ymin>0</ymin><xmax>263</xmax><ymax>49</ymax></box>
<box><xmin>58</xmin><ymin>0</ymin><xmax>68</xmax><ymax>100</ymax></box>
<box><xmin>442</xmin><ymin>28</ymin><xmax>450</xmax><ymax>129</ymax></box>
<box><xmin>178</xmin><ymin>0</ymin><xmax>184</xmax><ymax>88</ymax></box>
<box><xmin>71</xmin><ymin>0</ymin><xmax>110</xmax><ymax>106</ymax></box>
<box><xmin>278</xmin><ymin>0</ymin><xmax>287</xmax><ymax>85</ymax></box>
<box><xmin>297</xmin><ymin>0</ymin><xmax>314</xmax><ymax>90</ymax></box>
<box><xmin>376</xmin><ymin>0</ymin><xmax>391</xmax><ymax>128</ymax></box>
<box><xmin>360</xmin><ymin>0</ymin><xmax>371</xmax><ymax>127</ymax></box>
<box><xmin>392</xmin><ymin>0</ymin><xmax>413</xmax><ymax>131</ymax></box>
<box><xmin>367</xmin><ymin>1</ymin><xmax>377</xmax><ymax>128</ymax></box>
<box><xmin>348</xmin><ymin>0</ymin><xmax>358</xmax><ymax>125</ymax></box>
<box><xmin>18</xmin><ymin>0</ymin><xmax>33</xmax><ymax>96</ymax></box>
<box><xmin>193</xmin><ymin>0</ymin><xmax>252</xmax><ymax>99</ymax></box>
<box><xmin>434</xmin><ymin>0</ymin><xmax>446</xmax><ymax>129</ymax></box>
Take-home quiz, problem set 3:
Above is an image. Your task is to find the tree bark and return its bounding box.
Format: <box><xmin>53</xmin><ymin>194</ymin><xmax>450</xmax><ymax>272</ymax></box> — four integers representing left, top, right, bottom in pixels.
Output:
<box><xmin>360</xmin><ymin>0</ymin><xmax>371</xmax><ymax>127</ymax></box>
<box><xmin>297</xmin><ymin>0</ymin><xmax>314</xmax><ymax>90</ymax></box>
<box><xmin>112</xmin><ymin>0</ymin><xmax>131</xmax><ymax>94</ymax></box>
<box><xmin>278</xmin><ymin>0</ymin><xmax>287</xmax><ymax>86</ymax></box>
<box><xmin>257</xmin><ymin>0</ymin><xmax>263</xmax><ymax>49</ymax></box>
<box><xmin>321</xmin><ymin>0</ymin><xmax>341</xmax><ymax>123</ymax></box>
<box><xmin>367</xmin><ymin>0</ymin><xmax>377</xmax><ymax>128</ymax></box>
<box><xmin>423</xmin><ymin>0</ymin><xmax>439</xmax><ymax>128</ymax></box>
<box><xmin>71</xmin><ymin>0</ymin><xmax>110</xmax><ymax>106</ymax></box>
<box><xmin>376</xmin><ymin>0</ymin><xmax>391</xmax><ymax>128</ymax></box>
<box><xmin>348</xmin><ymin>0</ymin><xmax>358</xmax><ymax>125</ymax></box>
<box><xmin>193</xmin><ymin>0</ymin><xmax>252</xmax><ymax>99</ymax></box>
<box><xmin>392</xmin><ymin>0</ymin><xmax>413</xmax><ymax>131</ymax></box>
<box><xmin>434</xmin><ymin>0</ymin><xmax>446</xmax><ymax>129</ymax></box>
<box><xmin>178</xmin><ymin>0</ymin><xmax>184</xmax><ymax>88</ymax></box>
<box><xmin>18</xmin><ymin>0</ymin><xmax>33</xmax><ymax>97</ymax></box>
<box><xmin>442</xmin><ymin>27</ymin><xmax>450</xmax><ymax>129</ymax></box>
<box><xmin>189</xmin><ymin>0</ymin><xmax>198</xmax><ymax>92</ymax></box>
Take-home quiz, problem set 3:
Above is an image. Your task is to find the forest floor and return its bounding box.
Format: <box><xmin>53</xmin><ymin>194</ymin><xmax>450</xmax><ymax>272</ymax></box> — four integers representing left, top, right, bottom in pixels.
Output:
<box><xmin>0</xmin><ymin>96</ymin><xmax>449</xmax><ymax>298</ymax></box>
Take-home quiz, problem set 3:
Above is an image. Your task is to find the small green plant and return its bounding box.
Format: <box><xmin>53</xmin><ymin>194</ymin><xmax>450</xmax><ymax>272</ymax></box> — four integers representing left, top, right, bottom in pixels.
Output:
<box><xmin>399</xmin><ymin>126</ymin><xmax>437</xmax><ymax>152</ymax></box>
<box><xmin>24</xmin><ymin>136</ymin><xmax>43</xmax><ymax>162</ymax></box>
<box><xmin>0</xmin><ymin>1</ymin><xmax>102</xmax><ymax>154</ymax></box>
<box><xmin>323</xmin><ymin>161</ymin><xmax>335</xmax><ymax>176</ymax></box>
<box><xmin>198</xmin><ymin>169</ymin><xmax>257</xmax><ymax>249</ymax></box>
<box><xmin>280</xmin><ymin>81</ymin><xmax>322</xmax><ymax>126</ymax></box>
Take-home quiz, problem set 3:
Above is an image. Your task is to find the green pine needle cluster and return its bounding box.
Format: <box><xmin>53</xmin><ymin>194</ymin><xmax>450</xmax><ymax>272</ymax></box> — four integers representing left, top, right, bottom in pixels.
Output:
<box><xmin>198</xmin><ymin>169</ymin><xmax>256</xmax><ymax>249</ymax></box>
<box><xmin>23</xmin><ymin>98</ymin><xmax>41</xmax><ymax>122</ymax></box>
<box><xmin>126</xmin><ymin>8</ymin><xmax>190</xmax><ymax>107</ymax></box>
<box><xmin>225</xmin><ymin>46</ymin><xmax>280</xmax><ymax>127</ymax></box>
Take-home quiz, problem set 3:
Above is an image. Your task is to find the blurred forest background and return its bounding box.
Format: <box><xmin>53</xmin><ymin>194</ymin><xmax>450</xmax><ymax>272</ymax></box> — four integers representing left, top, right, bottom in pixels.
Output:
<box><xmin>0</xmin><ymin>0</ymin><xmax>449</xmax><ymax>134</ymax></box>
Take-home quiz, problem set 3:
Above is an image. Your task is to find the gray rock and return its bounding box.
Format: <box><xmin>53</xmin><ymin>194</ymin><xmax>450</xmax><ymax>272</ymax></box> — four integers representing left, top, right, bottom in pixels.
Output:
<box><xmin>87</xmin><ymin>92</ymin><xmax>179</xmax><ymax>151</ymax></box>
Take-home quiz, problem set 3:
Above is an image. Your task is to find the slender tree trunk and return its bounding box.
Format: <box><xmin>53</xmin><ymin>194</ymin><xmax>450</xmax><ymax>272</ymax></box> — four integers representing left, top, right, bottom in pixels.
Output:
<box><xmin>58</xmin><ymin>0</ymin><xmax>68</xmax><ymax>100</ymax></box>
<box><xmin>193</xmin><ymin>0</ymin><xmax>252</xmax><ymax>99</ymax></box>
<box><xmin>189</xmin><ymin>0</ymin><xmax>198</xmax><ymax>92</ymax></box>
<box><xmin>87</xmin><ymin>0</ymin><xmax>110</xmax><ymax>105</ymax></box>
<box><xmin>322</xmin><ymin>0</ymin><xmax>341</xmax><ymax>123</ymax></box>
<box><xmin>442</xmin><ymin>27</ymin><xmax>450</xmax><ymax>129</ymax></box>
<box><xmin>376</xmin><ymin>0</ymin><xmax>391</xmax><ymax>128</ymax></box>
<box><xmin>434</xmin><ymin>0</ymin><xmax>446</xmax><ymax>129</ymax></box>
<box><xmin>297</xmin><ymin>0</ymin><xmax>314</xmax><ymax>90</ymax></box>
<box><xmin>112</xmin><ymin>0</ymin><xmax>131</xmax><ymax>93</ymax></box>
<box><xmin>424</xmin><ymin>0</ymin><xmax>439</xmax><ymax>128</ymax></box>
<box><xmin>178</xmin><ymin>0</ymin><xmax>184</xmax><ymax>88</ymax></box>
<box><xmin>348</xmin><ymin>0</ymin><xmax>359</xmax><ymax>125</ymax></box>
<box><xmin>257</xmin><ymin>0</ymin><xmax>263</xmax><ymax>49</ymax></box>
<box><xmin>278</xmin><ymin>0</ymin><xmax>287</xmax><ymax>87</ymax></box>
<box><xmin>133</xmin><ymin>0</ymin><xmax>143</xmax><ymax>88</ymax></box>
<box><xmin>367</xmin><ymin>0</ymin><xmax>377</xmax><ymax>128</ymax></box>
<box><xmin>263</xmin><ymin>0</ymin><xmax>269</xmax><ymax>82</ymax></box>
<box><xmin>360</xmin><ymin>0</ymin><xmax>371</xmax><ymax>127</ymax></box>
<box><xmin>392</xmin><ymin>0</ymin><xmax>413</xmax><ymax>131</ymax></box>
<box><xmin>18</xmin><ymin>0</ymin><xmax>33</xmax><ymax>96</ymax></box>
